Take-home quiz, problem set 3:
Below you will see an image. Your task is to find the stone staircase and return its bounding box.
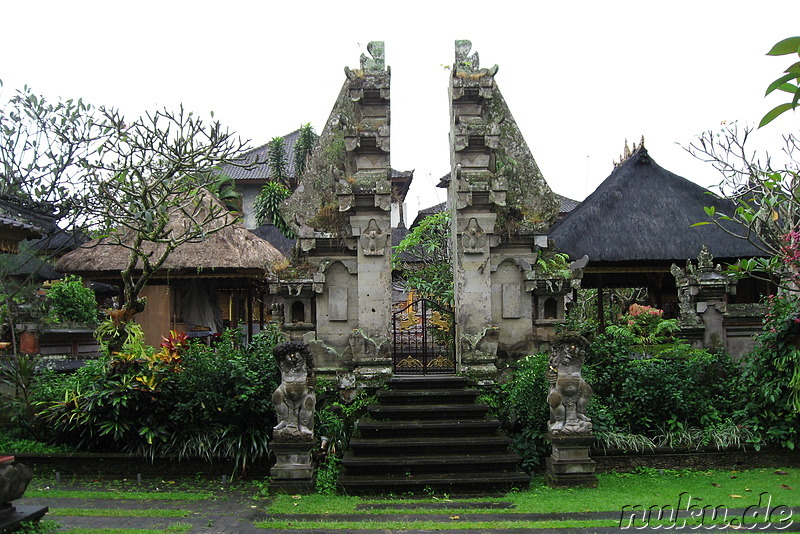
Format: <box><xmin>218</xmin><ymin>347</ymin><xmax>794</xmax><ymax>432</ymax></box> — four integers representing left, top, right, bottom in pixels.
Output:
<box><xmin>338</xmin><ymin>375</ymin><xmax>530</xmax><ymax>494</ymax></box>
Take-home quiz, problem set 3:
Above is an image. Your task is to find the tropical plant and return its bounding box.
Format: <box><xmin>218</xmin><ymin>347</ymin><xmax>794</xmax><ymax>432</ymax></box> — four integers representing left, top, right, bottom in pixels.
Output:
<box><xmin>38</xmin><ymin>325</ymin><xmax>283</xmax><ymax>473</ymax></box>
<box><xmin>267</xmin><ymin>136</ymin><xmax>289</xmax><ymax>188</ymax></box>
<box><xmin>0</xmin><ymin>353</ymin><xmax>43</xmax><ymax>437</ymax></box>
<box><xmin>737</xmin><ymin>293</ymin><xmax>800</xmax><ymax>450</ymax></box>
<box><xmin>253</xmin><ymin>181</ymin><xmax>294</xmax><ymax>237</ymax></box>
<box><xmin>392</xmin><ymin>211</ymin><xmax>453</xmax><ymax>305</ymax></box>
<box><xmin>208</xmin><ymin>172</ymin><xmax>242</xmax><ymax>213</ymax></box>
<box><xmin>588</xmin><ymin>347</ymin><xmax>743</xmax><ymax>436</ymax></box>
<box><xmin>292</xmin><ymin>123</ymin><xmax>318</xmax><ymax>181</ymax></box>
<box><xmin>45</xmin><ymin>275</ymin><xmax>98</xmax><ymax>325</ymax></box>
<box><xmin>605</xmin><ymin>304</ymin><xmax>680</xmax><ymax>346</ymax></box>
<box><xmin>533</xmin><ymin>251</ymin><xmax>571</xmax><ymax>278</ymax></box>
<box><xmin>760</xmin><ymin>36</ymin><xmax>800</xmax><ymax>128</ymax></box>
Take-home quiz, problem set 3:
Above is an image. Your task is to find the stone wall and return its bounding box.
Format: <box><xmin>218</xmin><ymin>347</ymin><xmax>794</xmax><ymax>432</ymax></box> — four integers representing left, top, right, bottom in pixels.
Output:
<box><xmin>591</xmin><ymin>447</ymin><xmax>800</xmax><ymax>473</ymax></box>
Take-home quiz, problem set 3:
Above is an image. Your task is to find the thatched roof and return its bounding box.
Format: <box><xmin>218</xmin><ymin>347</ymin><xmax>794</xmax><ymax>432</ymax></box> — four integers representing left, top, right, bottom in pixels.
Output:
<box><xmin>249</xmin><ymin>223</ymin><xmax>295</xmax><ymax>257</ymax></box>
<box><xmin>57</xmin><ymin>192</ymin><xmax>285</xmax><ymax>278</ymax></box>
<box><xmin>549</xmin><ymin>146</ymin><xmax>764</xmax><ymax>263</ymax></box>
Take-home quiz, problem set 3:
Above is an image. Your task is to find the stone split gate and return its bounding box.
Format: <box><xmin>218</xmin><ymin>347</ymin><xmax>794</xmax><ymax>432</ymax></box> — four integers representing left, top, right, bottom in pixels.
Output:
<box><xmin>271</xmin><ymin>41</ymin><xmax>580</xmax><ymax>384</ymax></box>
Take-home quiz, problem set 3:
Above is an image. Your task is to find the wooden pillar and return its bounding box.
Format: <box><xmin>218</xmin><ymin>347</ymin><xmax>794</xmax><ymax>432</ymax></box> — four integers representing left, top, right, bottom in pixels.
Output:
<box><xmin>246</xmin><ymin>288</ymin><xmax>253</xmax><ymax>342</ymax></box>
<box><xmin>597</xmin><ymin>282</ymin><xmax>605</xmax><ymax>333</ymax></box>
<box><xmin>259</xmin><ymin>291</ymin><xmax>265</xmax><ymax>328</ymax></box>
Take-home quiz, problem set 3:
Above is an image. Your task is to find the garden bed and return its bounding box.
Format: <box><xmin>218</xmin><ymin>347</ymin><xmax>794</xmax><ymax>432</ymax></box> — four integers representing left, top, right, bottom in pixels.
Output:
<box><xmin>7</xmin><ymin>447</ymin><xmax>799</xmax><ymax>480</ymax></box>
<box><xmin>3</xmin><ymin>452</ymin><xmax>272</xmax><ymax>479</ymax></box>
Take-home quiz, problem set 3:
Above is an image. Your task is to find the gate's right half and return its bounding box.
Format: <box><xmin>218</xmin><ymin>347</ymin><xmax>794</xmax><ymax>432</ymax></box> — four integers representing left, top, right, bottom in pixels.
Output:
<box><xmin>392</xmin><ymin>298</ymin><xmax>455</xmax><ymax>375</ymax></box>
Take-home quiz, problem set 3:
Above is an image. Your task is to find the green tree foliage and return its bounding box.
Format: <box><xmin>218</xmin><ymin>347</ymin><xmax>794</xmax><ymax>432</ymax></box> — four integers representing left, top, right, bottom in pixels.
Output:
<box><xmin>267</xmin><ymin>136</ymin><xmax>289</xmax><ymax>188</ymax></box>
<box><xmin>0</xmin><ymin>81</ymin><xmax>107</xmax><ymax>205</ymax></box>
<box><xmin>761</xmin><ymin>36</ymin><xmax>800</xmax><ymax>128</ymax></box>
<box><xmin>292</xmin><ymin>123</ymin><xmax>318</xmax><ymax>181</ymax></box>
<box><xmin>45</xmin><ymin>274</ymin><xmax>98</xmax><ymax>325</ymax></box>
<box><xmin>0</xmin><ymin>82</ymin><xmax>109</xmax><ymax>353</ymax></box>
<box><xmin>687</xmin><ymin>122</ymin><xmax>800</xmax><ymax>288</ymax></box>
<box><xmin>253</xmin><ymin>181</ymin><xmax>294</xmax><ymax>237</ymax></box>
<box><xmin>83</xmin><ymin>105</ymin><xmax>246</xmax><ymax>347</ymax></box>
<box><xmin>2</xmin><ymin>82</ymin><xmax>247</xmax><ymax>348</ymax></box>
<box><xmin>738</xmin><ymin>294</ymin><xmax>800</xmax><ymax>448</ymax></box>
<box><xmin>207</xmin><ymin>172</ymin><xmax>242</xmax><ymax>213</ymax></box>
<box><xmin>392</xmin><ymin>211</ymin><xmax>453</xmax><ymax>305</ymax></box>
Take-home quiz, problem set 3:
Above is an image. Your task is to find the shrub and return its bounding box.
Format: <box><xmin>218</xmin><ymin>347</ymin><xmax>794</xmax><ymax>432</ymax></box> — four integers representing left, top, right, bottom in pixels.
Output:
<box><xmin>737</xmin><ymin>293</ymin><xmax>800</xmax><ymax>449</ymax></box>
<box><xmin>484</xmin><ymin>353</ymin><xmax>551</xmax><ymax>470</ymax></box>
<box><xmin>38</xmin><ymin>325</ymin><xmax>283</xmax><ymax>474</ymax></box>
<box><xmin>45</xmin><ymin>275</ymin><xmax>98</xmax><ymax>325</ymax></box>
<box><xmin>313</xmin><ymin>379</ymin><xmax>375</xmax><ymax>494</ymax></box>
<box><xmin>588</xmin><ymin>345</ymin><xmax>743</xmax><ymax>436</ymax></box>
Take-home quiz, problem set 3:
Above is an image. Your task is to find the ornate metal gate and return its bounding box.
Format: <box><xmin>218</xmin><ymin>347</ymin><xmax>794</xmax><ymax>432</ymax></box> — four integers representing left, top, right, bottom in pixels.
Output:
<box><xmin>392</xmin><ymin>297</ymin><xmax>455</xmax><ymax>374</ymax></box>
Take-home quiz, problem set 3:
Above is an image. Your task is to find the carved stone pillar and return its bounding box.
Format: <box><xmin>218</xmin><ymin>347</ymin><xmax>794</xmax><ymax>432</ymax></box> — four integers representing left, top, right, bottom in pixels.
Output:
<box><xmin>448</xmin><ymin>40</ymin><xmax>559</xmax><ymax>378</ymax></box>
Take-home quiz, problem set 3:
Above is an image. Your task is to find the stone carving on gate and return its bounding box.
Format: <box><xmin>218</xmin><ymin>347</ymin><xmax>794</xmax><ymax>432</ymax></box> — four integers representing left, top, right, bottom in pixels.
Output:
<box><xmin>359</xmin><ymin>218</ymin><xmax>388</xmax><ymax>256</ymax></box>
<box><xmin>462</xmin><ymin>217</ymin><xmax>486</xmax><ymax>254</ymax></box>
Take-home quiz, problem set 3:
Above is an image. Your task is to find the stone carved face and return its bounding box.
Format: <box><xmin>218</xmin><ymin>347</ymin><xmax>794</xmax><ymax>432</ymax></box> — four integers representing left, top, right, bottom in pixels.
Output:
<box><xmin>286</xmin><ymin>353</ymin><xmax>305</xmax><ymax>372</ymax></box>
<box><xmin>555</xmin><ymin>342</ymin><xmax>584</xmax><ymax>368</ymax></box>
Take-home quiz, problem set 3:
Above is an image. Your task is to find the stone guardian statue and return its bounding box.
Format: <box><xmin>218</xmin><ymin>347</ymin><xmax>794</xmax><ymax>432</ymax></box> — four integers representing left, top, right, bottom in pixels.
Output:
<box><xmin>272</xmin><ymin>341</ymin><xmax>316</xmax><ymax>441</ymax></box>
<box><xmin>546</xmin><ymin>333</ymin><xmax>593</xmax><ymax>436</ymax></box>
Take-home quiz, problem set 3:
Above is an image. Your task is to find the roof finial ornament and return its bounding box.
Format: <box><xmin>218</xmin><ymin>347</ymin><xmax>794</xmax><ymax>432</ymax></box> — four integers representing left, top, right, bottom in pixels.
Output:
<box><xmin>614</xmin><ymin>136</ymin><xmax>647</xmax><ymax>167</ymax></box>
<box><xmin>360</xmin><ymin>41</ymin><xmax>385</xmax><ymax>73</ymax></box>
<box><xmin>454</xmin><ymin>40</ymin><xmax>498</xmax><ymax>77</ymax></box>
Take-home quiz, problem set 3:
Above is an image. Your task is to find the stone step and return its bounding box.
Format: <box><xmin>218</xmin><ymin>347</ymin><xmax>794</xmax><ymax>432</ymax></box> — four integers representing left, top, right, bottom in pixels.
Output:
<box><xmin>338</xmin><ymin>373</ymin><xmax>530</xmax><ymax>495</ymax></box>
<box><xmin>347</xmin><ymin>435</ymin><xmax>513</xmax><ymax>455</ymax></box>
<box><xmin>337</xmin><ymin>470</ymin><xmax>530</xmax><ymax>494</ymax></box>
<box><xmin>342</xmin><ymin>452</ymin><xmax>523</xmax><ymax>474</ymax></box>
<box><xmin>385</xmin><ymin>376</ymin><xmax>468</xmax><ymax>390</ymax></box>
<box><xmin>356</xmin><ymin>419</ymin><xmax>501</xmax><ymax>437</ymax></box>
<box><xmin>367</xmin><ymin>403</ymin><xmax>490</xmax><ymax>420</ymax></box>
<box><xmin>376</xmin><ymin>388</ymin><xmax>480</xmax><ymax>405</ymax></box>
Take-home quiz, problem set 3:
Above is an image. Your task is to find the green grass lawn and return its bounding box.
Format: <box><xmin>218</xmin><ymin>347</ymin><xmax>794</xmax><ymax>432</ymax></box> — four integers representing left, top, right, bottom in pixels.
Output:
<box><xmin>266</xmin><ymin>467</ymin><xmax>800</xmax><ymax>515</ymax></box>
<box><xmin>20</xmin><ymin>467</ymin><xmax>800</xmax><ymax>532</ymax></box>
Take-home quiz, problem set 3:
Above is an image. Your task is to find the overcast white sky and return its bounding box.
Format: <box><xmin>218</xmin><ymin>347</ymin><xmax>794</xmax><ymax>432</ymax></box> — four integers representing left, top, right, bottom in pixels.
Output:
<box><xmin>3</xmin><ymin>1</ymin><xmax>800</xmax><ymax>221</ymax></box>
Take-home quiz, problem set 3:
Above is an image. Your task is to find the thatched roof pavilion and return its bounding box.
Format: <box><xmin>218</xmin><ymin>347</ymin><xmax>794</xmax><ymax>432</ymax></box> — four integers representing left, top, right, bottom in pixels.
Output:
<box><xmin>57</xmin><ymin>195</ymin><xmax>285</xmax><ymax>280</ymax></box>
<box><xmin>549</xmin><ymin>144</ymin><xmax>767</xmax><ymax>311</ymax></box>
<box><xmin>57</xmin><ymin>193</ymin><xmax>286</xmax><ymax>345</ymax></box>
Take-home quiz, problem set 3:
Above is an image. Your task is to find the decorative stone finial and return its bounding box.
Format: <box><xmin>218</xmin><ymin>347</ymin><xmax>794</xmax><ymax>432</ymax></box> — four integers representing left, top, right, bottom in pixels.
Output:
<box><xmin>454</xmin><ymin>40</ymin><xmax>498</xmax><ymax>76</ymax></box>
<box><xmin>360</xmin><ymin>41</ymin><xmax>385</xmax><ymax>73</ymax></box>
<box><xmin>696</xmin><ymin>244</ymin><xmax>715</xmax><ymax>271</ymax></box>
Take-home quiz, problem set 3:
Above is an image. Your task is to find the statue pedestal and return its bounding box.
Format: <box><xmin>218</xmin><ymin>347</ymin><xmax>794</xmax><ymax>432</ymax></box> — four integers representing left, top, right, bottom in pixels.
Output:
<box><xmin>0</xmin><ymin>457</ymin><xmax>48</xmax><ymax>532</ymax></box>
<box><xmin>269</xmin><ymin>440</ymin><xmax>317</xmax><ymax>494</ymax></box>
<box><xmin>545</xmin><ymin>434</ymin><xmax>597</xmax><ymax>488</ymax></box>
